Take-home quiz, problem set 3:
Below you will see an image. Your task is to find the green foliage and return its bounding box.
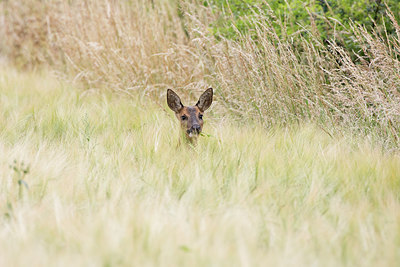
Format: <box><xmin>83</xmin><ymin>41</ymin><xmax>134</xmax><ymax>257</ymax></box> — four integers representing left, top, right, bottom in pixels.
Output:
<box><xmin>207</xmin><ymin>0</ymin><xmax>400</xmax><ymax>51</ymax></box>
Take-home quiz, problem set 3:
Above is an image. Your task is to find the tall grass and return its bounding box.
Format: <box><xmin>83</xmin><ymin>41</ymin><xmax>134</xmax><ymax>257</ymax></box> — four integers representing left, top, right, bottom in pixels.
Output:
<box><xmin>1</xmin><ymin>67</ymin><xmax>400</xmax><ymax>266</ymax></box>
<box><xmin>2</xmin><ymin>2</ymin><xmax>400</xmax><ymax>265</ymax></box>
<box><xmin>2</xmin><ymin>0</ymin><xmax>400</xmax><ymax>147</ymax></box>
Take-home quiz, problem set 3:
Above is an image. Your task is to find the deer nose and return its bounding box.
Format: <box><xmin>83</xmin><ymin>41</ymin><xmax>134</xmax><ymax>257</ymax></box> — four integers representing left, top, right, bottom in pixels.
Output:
<box><xmin>192</xmin><ymin>125</ymin><xmax>201</xmax><ymax>134</ymax></box>
<box><xmin>187</xmin><ymin>125</ymin><xmax>201</xmax><ymax>135</ymax></box>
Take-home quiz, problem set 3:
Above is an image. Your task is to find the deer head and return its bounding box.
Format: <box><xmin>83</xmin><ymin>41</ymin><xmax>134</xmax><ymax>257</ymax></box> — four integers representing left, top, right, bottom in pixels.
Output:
<box><xmin>167</xmin><ymin>88</ymin><xmax>213</xmax><ymax>142</ymax></box>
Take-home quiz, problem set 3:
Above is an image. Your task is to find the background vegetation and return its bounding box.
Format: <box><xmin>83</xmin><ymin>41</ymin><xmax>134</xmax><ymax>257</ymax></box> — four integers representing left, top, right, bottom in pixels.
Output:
<box><xmin>208</xmin><ymin>0</ymin><xmax>400</xmax><ymax>46</ymax></box>
<box><xmin>1</xmin><ymin>0</ymin><xmax>400</xmax><ymax>148</ymax></box>
<box><xmin>0</xmin><ymin>0</ymin><xmax>400</xmax><ymax>266</ymax></box>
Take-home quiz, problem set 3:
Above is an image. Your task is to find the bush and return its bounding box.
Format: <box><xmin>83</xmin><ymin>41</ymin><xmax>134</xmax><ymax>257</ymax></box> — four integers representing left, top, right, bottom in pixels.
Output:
<box><xmin>206</xmin><ymin>0</ymin><xmax>400</xmax><ymax>53</ymax></box>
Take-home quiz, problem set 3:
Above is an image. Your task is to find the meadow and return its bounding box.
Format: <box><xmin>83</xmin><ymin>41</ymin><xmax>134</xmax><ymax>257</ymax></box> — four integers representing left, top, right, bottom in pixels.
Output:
<box><xmin>0</xmin><ymin>66</ymin><xmax>399</xmax><ymax>266</ymax></box>
<box><xmin>1</xmin><ymin>0</ymin><xmax>400</xmax><ymax>266</ymax></box>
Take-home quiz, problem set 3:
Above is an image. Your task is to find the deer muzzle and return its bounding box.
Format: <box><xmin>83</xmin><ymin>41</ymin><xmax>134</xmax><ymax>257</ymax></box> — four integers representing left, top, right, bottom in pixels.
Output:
<box><xmin>187</xmin><ymin>125</ymin><xmax>201</xmax><ymax>136</ymax></box>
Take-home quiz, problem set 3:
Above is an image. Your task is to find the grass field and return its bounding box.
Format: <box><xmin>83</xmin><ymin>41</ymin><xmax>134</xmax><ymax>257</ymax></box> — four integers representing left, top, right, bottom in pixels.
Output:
<box><xmin>0</xmin><ymin>68</ymin><xmax>399</xmax><ymax>266</ymax></box>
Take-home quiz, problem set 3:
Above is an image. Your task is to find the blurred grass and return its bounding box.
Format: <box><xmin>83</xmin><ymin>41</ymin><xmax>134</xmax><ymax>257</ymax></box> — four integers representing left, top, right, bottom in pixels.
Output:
<box><xmin>0</xmin><ymin>68</ymin><xmax>399</xmax><ymax>266</ymax></box>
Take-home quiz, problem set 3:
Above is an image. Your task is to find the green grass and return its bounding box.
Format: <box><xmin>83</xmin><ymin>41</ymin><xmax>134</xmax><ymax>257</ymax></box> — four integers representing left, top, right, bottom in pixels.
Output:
<box><xmin>0</xmin><ymin>68</ymin><xmax>399</xmax><ymax>266</ymax></box>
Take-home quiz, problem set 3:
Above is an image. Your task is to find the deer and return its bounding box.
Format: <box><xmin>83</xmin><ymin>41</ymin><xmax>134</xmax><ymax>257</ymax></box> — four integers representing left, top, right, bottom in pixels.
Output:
<box><xmin>167</xmin><ymin>88</ymin><xmax>213</xmax><ymax>143</ymax></box>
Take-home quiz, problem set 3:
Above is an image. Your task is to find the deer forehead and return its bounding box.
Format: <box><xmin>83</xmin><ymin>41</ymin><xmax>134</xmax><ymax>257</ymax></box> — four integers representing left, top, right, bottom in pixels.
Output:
<box><xmin>179</xmin><ymin>106</ymin><xmax>202</xmax><ymax>117</ymax></box>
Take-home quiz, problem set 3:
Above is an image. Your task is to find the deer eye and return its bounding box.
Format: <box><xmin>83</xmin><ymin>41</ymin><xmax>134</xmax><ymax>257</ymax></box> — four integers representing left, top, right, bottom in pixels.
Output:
<box><xmin>181</xmin><ymin>115</ymin><xmax>187</xmax><ymax>120</ymax></box>
<box><xmin>199</xmin><ymin>114</ymin><xmax>203</xmax><ymax>120</ymax></box>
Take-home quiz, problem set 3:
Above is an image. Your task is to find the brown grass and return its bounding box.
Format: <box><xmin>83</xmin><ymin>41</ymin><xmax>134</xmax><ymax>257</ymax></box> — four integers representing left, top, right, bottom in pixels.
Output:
<box><xmin>1</xmin><ymin>0</ymin><xmax>400</xmax><ymax>148</ymax></box>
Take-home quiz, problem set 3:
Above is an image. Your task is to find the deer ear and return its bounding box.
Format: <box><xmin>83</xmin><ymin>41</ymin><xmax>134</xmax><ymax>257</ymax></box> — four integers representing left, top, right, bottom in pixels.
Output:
<box><xmin>167</xmin><ymin>89</ymin><xmax>183</xmax><ymax>113</ymax></box>
<box><xmin>196</xmin><ymin>88</ymin><xmax>213</xmax><ymax>111</ymax></box>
